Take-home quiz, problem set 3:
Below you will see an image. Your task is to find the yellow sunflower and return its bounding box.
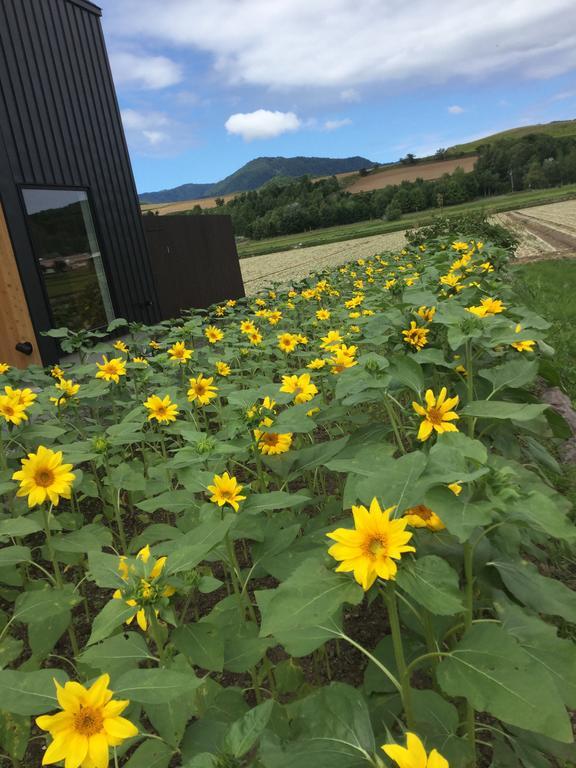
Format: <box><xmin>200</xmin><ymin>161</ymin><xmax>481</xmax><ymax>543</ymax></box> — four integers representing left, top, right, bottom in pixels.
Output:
<box><xmin>168</xmin><ymin>341</ymin><xmax>192</xmax><ymax>363</ymax></box>
<box><xmin>0</xmin><ymin>362</ymin><xmax>10</xmax><ymax>375</ymax></box>
<box><xmin>0</xmin><ymin>395</ymin><xmax>29</xmax><ymax>426</ymax></box>
<box><xmin>253</xmin><ymin>419</ymin><xmax>293</xmax><ymax>455</ymax></box>
<box><xmin>12</xmin><ymin>446</ymin><xmax>75</xmax><ymax>507</ymax></box>
<box><xmin>207</xmin><ymin>472</ymin><xmax>246</xmax><ymax>512</ymax></box>
<box><xmin>403</xmin><ymin>504</ymin><xmax>445</xmax><ymax>532</ymax></box>
<box><xmin>402</xmin><ymin>321</ymin><xmax>429</xmax><ymax>350</ymax></box>
<box><xmin>95</xmin><ymin>356</ymin><xmax>126</xmax><ymax>383</ymax></box>
<box><xmin>205</xmin><ymin>325</ymin><xmax>224</xmax><ymax>344</ymax></box>
<box><xmin>143</xmin><ymin>394</ymin><xmax>179</xmax><ymax>424</ymax></box>
<box><xmin>412</xmin><ymin>388</ymin><xmax>459</xmax><ymax>441</ymax></box>
<box><xmin>277</xmin><ymin>333</ymin><xmax>299</xmax><ymax>354</ymax></box>
<box><xmin>187</xmin><ymin>374</ymin><xmax>218</xmax><ymax>406</ymax></box>
<box><xmin>36</xmin><ymin>674</ymin><xmax>138</xmax><ymax>768</ymax></box>
<box><xmin>215</xmin><ymin>361</ymin><xmax>231</xmax><ymax>376</ymax></box>
<box><xmin>382</xmin><ymin>732</ymin><xmax>448</xmax><ymax>768</ymax></box>
<box><xmin>5</xmin><ymin>386</ymin><xmax>38</xmax><ymax>407</ymax></box>
<box><xmin>279</xmin><ymin>373</ymin><xmax>318</xmax><ymax>404</ymax></box>
<box><xmin>327</xmin><ymin>497</ymin><xmax>415</xmax><ymax>590</ymax></box>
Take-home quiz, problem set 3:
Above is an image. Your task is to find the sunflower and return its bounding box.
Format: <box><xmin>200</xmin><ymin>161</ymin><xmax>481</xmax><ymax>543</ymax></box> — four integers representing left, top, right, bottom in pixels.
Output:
<box><xmin>416</xmin><ymin>305</ymin><xmax>436</xmax><ymax>323</ymax></box>
<box><xmin>5</xmin><ymin>386</ymin><xmax>38</xmax><ymax>407</ymax></box>
<box><xmin>466</xmin><ymin>297</ymin><xmax>505</xmax><ymax>318</ymax></box>
<box><xmin>280</xmin><ymin>373</ymin><xmax>318</xmax><ymax>404</ymax></box>
<box><xmin>205</xmin><ymin>325</ymin><xmax>224</xmax><ymax>343</ymax></box>
<box><xmin>215</xmin><ymin>361</ymin><xmax>231</xmax><ymax>376</ymax></box>
<box><xmin>187</xmin><ymin>374</ymin><xmax>218</xmax><ymax>406</ymax></box>
<box><xmin>0</xmin><ymin>394</ymin><xmax>29</xmax><ymax>425</ymax></box>
<box><xmin>240</xmin><ymin>319</ymin><xmax>257</xmax><ymax>335</ymax></box>
<box><xmin>307</xmin><ymin>358</ymin><xmax>327</xmax><ymax>370</ymax></box>
<box><xmin>0</xmin><ymin>362</ymin><xmax>10</xmax><ymax>375</ymax></box>
<box><xmin>95</xmin><ymin>356</ymin><xmax>126</xmax><ymax>383</ymax></box>
<box><xmin>327</xmin><ymin>497</ymin><xmax>415</xmax><ymax>590</ymax></box>
<box><xmin>316</xmin><ymin>308</ymin><xmax>331</xmax><ymax>321</ymax></box>
<box><xmin>149</xmin><ymin>340</ymin><xmax>161</xmax><ymax>350</ymax></box>
<box><xmin>403</xmin><ymin>504</ymin><xmax>445</xmax><ymax>532</ymax></box>
<box><xmin>277</xmin><ymin>333</ymin><xmax>299</xmax><ymax>353</ymax></box>
<box><xmin>448</xmin><ymin>482</ymin><xmax>462</xmax><ymax>496</ymax></box>
<box><xmin>36</xmin><ymin>674</ymin><xmax>138</xmax><ymax>768</ymax></box>
<box><xmin>402</xmin><ymin>321</ymin><xmax>429</xmax><ymax>350</ymax></box>
<box><xmin>55</xmin><ymin>378</ymin><xmax>80</xmax><ymax>398</ymax></box>
<box><xmin>113</xmin><ymin>340</ymin><xmax>128</xmax><ymax>353</ymax></box>
<box><xmin>320</xmin><ymin>330</ymin><xmax>343</xmax><ymax>350</ymax></box>
<box><xmin>267</xmin><ymin>310</ymin><xmax>282</xmax><ymax>325</ymax></box>
<box><xmin>248</xmin><ymin>329</ymin><xmax>263</xmax><ymax>346</ymax></box>
<box><xmin>253</xmin><ymin>419</ymin><xmax>293</xmax><ymax>455</ymax></box>
<box><xmin>143</xmin><ymin>394</ymin><xmax>179</xmax><ymax>424</ymax></box>
<box><xmin>412</xmin><ymin>388</ymin><xmax>459</xmax><ymax>442</ymax></box>
<box><xmin>328</xmin><ymin>345</ymin><xmax>357</xmax><ymax>374</ymax></box>
<box><xmin>168</xmin><ymin>341</ymin><xmax>192</xmax><ymax>363</ymax></box>
<box><xmin>207</xmin><ymin>472</ymin><xmax>246</xmax><ymax>512</ymax></box>
<box><xmin>382</xmin><ymin>732</ymin><xmax>448</xmax><ymax>768</ymax></box>
<box><xmin>113</xmin><ymin>545</ymin><xmax>175</xmax><ymax>631</ymax></box>
<box><xmin>131</xmin><ymin>357</ymin><xmax>149</xmax><ymax>365</ymax></box>
<box><xmin>12</xmin><ymin>446</ymin><xmax>75</xmax><ymax>507</ymax></box>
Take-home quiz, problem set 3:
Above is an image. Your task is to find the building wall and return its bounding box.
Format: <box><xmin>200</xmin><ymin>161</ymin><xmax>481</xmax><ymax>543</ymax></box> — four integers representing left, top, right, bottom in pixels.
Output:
<box><xmin>0</xmin><ymin>0</ymin><xmax>159</xmax><ymax>363</ymax></box>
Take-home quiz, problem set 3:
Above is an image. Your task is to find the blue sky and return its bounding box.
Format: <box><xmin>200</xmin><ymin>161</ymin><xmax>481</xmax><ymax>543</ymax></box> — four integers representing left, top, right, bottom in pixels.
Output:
<box><xmin>97</xmin><ymin>0</ymin><xmax>576</xmax><ymax>194</ymax></box>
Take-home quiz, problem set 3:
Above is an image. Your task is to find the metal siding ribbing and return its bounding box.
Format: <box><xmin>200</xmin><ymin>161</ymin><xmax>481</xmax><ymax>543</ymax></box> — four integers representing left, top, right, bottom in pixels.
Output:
<box><xmin>0</xmin><ymin>0</ymin><xmax>159</xmax><ymax>364</ymax></box>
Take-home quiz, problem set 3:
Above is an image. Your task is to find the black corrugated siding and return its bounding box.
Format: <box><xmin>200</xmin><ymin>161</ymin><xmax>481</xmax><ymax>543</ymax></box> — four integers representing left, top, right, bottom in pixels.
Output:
<box><xmin>0</xmin><ymin>0</ymin><xmax>159</xmax><ymax>363</ymax></box>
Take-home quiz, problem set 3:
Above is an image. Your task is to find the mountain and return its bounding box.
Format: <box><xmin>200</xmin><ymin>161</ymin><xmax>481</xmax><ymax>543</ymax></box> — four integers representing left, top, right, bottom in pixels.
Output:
<box><xmin>138</xmin><ymin>155</ymin><xmax>376</xmax><ymax>203</ymax></box>
<box><xmin>446</xmin><ymin>119</ymin><xmax>576</xmax><ymax>156</ymax></box>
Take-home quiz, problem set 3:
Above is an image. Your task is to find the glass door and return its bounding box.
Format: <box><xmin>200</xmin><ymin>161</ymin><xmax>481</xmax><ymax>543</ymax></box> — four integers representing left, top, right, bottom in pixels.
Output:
<box><xmin>22</xmin><ymin>188</ymin><xmax>115</xmax><ymax>331</ymax></box>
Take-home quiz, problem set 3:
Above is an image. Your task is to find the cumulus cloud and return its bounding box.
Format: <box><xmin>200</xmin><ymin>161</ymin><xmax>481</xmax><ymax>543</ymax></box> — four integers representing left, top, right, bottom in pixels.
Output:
<box><xmin>340</xmin><ymin>88</ymin><xmax>361</xmax><ymax>102</ymax></box>
<box><xmin>110</xmin><ymin>51</ymin><xmax>182</xmax><ymax>89</ymax></box>
<box><xmin>225</xmin><ymin>110</ymin><xmax>301</xmax><ymax>141</ymax></box>
<box><xmin>121</xmin><ymin>109</ymin><xmax>193</xmax><ymax>154</ymax></box>
<box><xmin>448</xmin><ymin>105</ymin><xmax>465</xmax><ymax>114</ymax></box>
<box><xmin>102</xmin><ymin>0</ymin><xmax>576</xmax><ymax>89</ymax></box>
<box><xmin>323</xmin><ymin>118</ymin><xmax>352</xmax><ymax>131</ymax></box>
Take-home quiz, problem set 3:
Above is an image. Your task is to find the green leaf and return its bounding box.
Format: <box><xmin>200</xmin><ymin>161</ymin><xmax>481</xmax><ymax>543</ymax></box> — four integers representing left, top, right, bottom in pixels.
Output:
<box><xmin>242</xmin><ymin>491</ymin><xmax>310</xmax><ymax>514</ymax></box>
<box><xmin>495</xmin><ymin>596</ymin><xmax>576</xmax><ymax>708</ymax></box>
<box><xmin>461</xmin><ymin>401</ymin><xmax>548</xmax><ymax>421</ymax></box>
<box><xmin>491</xmin><ymin>558</ymin><xmax>576</xmax><ymax>623</ymax></box>
<box><xmin>0</xmin><ymin>710</ymin><xmax>30</xmax><ymax>760</ymax></box>
<box><xmin>53</xmin><ymin>524</ymin><xmax>113</xmax><ymax>553</ymax></box>
<box><xmin>0</xmin><ymin>546</ymin><xmax>31</xmax><ymax>567</ymax></box>
<box><xmin>114</xmin><ymin>669</ymin><xmax>202</xmax><ymax>704</ymax></box>
<box><xmin>79</xmin><ymin>634</ymin><xmax>154</xmax><ymax>673</ymax></box>
<box><xmin>479</xmin><ymin>359</ymin><xmax>539</xmax><ymax>392</ymax></box>
<box><xmin>0</xmin><ymin>518</ymin><xmax>42</xmax><ymax>538</ymax></box>
<box><xmin>0</xmin><ymin>669</ymin><xmax>67</xmax><ymax>715</ymax></box>
<box><xmin>396</xmin><ymin>556</ymin><xmax>464</xmax><ymax>615</ymax></box>
<box><xmin>437</xmin><ymin>624</ymin><xmax>572</xmax><ymax>742</ymax></box>
<box><xmin>507</xmin><ymin>492</ymin><xmax>575</xmax><ymax>541</ymax></box>
<box><xmin>164</xmin><ymin>517</ymin><xmax>234</xmax><ymax>574</ymax></box>
<box><xmin>14</xmin><ymin>587</ymin><xmax>80</xmax><ymax>624</ymax></box>
<box><xmin>224</xmin><ymin>699</ymin><xmax>274</xmax><ymax>757</ymax></box>
<box><xmin>346</xmin><ymin>451</ymin><xmax>427</xmax><ymax>510</ymax></box>
<box><xmin>388</xmin><ymin>354</ymin><xmax>424</xmax><ymax>393</ymax></box>
<box><xmin>172</xmin><ymin>623</ymin><xmax>225</xmax><ymax>672</ymax></box>
<box><xmin>123</xmin><ymin>739</ymin><xmax>174</xmax><ymax>768</ymax></box>
<box><xmin>259</xmin><ymin>559</ymin><xmax>362</xmax><ymax>638</ymax></box>
<box><xmin>423</xmin><ymin>487</ymin><xmax>494</xmax><ymax>542</ymax></box>
<box><xmin>271</xmin><ymin>403</ymin><xmax>316</xmax><ymax>433</ymax></box>
<box><xmin>87</xmin><ymin>599</ymin><xmax>137</xmax><ymax>646</ymax></box>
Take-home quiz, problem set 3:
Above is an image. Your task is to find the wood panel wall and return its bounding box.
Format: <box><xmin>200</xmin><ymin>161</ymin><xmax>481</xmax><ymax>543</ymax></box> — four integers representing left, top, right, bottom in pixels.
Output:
<box><xmin>0</xmin><ymin>203</ymin><xmax>42</xmax><ymax>367</ymax></box>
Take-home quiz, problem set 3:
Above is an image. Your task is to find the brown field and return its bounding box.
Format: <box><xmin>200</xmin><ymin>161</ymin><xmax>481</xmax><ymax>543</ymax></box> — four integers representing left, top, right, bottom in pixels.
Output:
<box><xmin>141</xmin><ymin>193</ymin><xmax>238</xmax><ymax>216</ymax></box>
<box><xmin>344</xmin><ymin>155</ymin><xmax>478</xmax><ymax>193</ymax></box>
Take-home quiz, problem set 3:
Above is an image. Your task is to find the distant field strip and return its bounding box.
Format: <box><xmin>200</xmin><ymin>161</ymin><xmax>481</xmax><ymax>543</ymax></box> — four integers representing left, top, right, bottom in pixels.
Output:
<box><xmin>240</xmin><ymin>231</ymin><xmax>407</xmax><ymax>294</ymax></box>
<box><xmin>240</xmin><ymin>199</ymin><xmax>576</xmax><ymax>293</ymax></box>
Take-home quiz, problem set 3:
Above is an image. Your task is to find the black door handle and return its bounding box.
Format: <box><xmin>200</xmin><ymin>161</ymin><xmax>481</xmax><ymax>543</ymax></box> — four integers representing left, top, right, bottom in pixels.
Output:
<box><xmin>15</xmin><ymin>341</ymin><xmax>33</xmax><ymax>356</ymax></box>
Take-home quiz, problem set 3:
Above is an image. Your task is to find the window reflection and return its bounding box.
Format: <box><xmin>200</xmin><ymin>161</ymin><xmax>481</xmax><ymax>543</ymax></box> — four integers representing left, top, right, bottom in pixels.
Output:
<box><xmin>22</xmin><ymin>188</ymin><xmax>114</xmax><ymax>331</ymax></box>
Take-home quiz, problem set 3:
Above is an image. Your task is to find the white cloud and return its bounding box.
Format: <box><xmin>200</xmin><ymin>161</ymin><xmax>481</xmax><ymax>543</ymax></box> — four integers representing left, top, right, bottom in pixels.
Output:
<box><xmin>225</xmin><ymin>110</ymin><xmax>301</xmax><ymax>141</ymax></box>
<box><xmin>102</xmin><ymin>0</ymin><xmax>576</xmax><ymax>90</ymax></box>
<box><xmin>448</xmin><ymin>105</ymin><xmax>465</xmax><ymax>114</ymax></box>
<box><xmin>323</xmin><ymin>118</ymin><xmax>352</xmax><ymax>131</ymax></box>
<box><xmin>340</xmin><ymin>88</ymin><xmax>361</xmax><ymax>102</ymax></box>
<box><xmin>121</xmin><ymin>109</ymin><xmax>192</xmax><ymax>154</ymax></box>
<box><xmin>110</xmin><ymin>51</ymin><xmax>182</xmax><ymax>89</ymax></box>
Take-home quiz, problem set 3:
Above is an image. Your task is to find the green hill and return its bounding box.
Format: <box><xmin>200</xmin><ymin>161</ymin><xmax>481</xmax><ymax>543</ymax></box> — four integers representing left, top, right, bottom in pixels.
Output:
<box><xmin>446</xmin><ymin>119</ymin><xmax>576</xmax><ymax>156</ymax></box>
<box><xmin>139</xmin><ymin>155</ymin><xmax>375</xmax><ymax>204</ymax></box>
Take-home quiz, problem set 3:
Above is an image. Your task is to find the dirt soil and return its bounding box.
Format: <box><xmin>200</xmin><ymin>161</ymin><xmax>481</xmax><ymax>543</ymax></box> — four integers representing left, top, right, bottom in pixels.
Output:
<box><xmin>346</xmin><ymin>156</ymin><xmax>478</xmax><ymax>193</ymax></box>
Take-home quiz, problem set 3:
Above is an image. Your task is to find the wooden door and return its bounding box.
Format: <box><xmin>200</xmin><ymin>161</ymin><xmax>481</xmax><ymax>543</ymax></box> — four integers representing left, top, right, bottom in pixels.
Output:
<box><xmin>0</xmin><ymin>202</ymin><xmax>43</xmax><ymax>367</ymax></box>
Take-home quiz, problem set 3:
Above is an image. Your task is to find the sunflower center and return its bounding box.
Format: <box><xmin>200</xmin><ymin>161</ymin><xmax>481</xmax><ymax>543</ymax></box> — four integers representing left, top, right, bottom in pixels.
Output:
<box><xmin>3</xmin><ymin>405</ymin><xmax>15</xmax><ymax>416</ymax></box>
<box><xmin>426</xmin><ymin>406</ymin><xmax>444</xmax><ymax>425</ymax></box>
<box><xmin>411</xmin><ymin>504</ymin><xmax>432</xmax><ymax>520</ymax></box>
<box><xmin>219</xmin><ymin>489</ymin><xmax>233</xmax><ymax>499</ymax></box>
<box><xmin>156</xmin><ymin>406</ymin><xmax>167</xmax><ymax>416</ymax></box>
<box><xmin>196</xmin><ymin>384</ymin><xmax>206</xmax><ymax>395</ymax></box>
<box><xmin>34</xmin><ymin>469</ymin><xmax>55</xmax><ymax>488</ymax></box>
<box><xmin>262</xmin><ymin>433</ymin><xmax>279</xmax><ymax>446</ymax></box>
<box><xmin>73</xmin><ymin>706</ymin><xmax>103</xmax><ymax>736</ymax></box>
<box><xmin>367</xmin><ymin>535</ymin><xmax>388</xmax><ymax>557</ymax></box>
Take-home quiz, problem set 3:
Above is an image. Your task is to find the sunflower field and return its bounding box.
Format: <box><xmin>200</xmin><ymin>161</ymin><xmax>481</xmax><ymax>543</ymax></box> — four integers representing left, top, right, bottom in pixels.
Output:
<box><xmin>0</xmin><ymin>236</ymin><xmax>575</xmax><ymax>768</ymax></box>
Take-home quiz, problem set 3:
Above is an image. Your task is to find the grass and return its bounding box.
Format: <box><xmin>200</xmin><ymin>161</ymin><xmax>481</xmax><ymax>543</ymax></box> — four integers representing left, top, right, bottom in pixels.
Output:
<box><xmin>446</xmin><ymin>119</ymin><xmax>576</xmax><ymax>156</ymax></box>
<box><xmin>511</xmin><ymin>258</ymin><xmax>576</xmax><ymax>400</ymax></box>
<box><xmin>237</xmin><ymin>184</ymin><xmax>576</xmax><ymax>258</ymax></box>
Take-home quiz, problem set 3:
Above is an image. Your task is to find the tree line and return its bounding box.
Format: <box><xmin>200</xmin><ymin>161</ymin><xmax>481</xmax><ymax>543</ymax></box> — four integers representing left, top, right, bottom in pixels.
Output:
<box><xmin>186</xmin><ymin>133</ymin><xmax>576</xmax><ymax>240</ymax></box>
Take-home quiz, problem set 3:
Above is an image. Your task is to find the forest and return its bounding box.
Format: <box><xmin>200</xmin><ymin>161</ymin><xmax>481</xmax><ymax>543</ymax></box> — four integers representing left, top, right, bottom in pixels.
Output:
<box><xmin>188</xmin><ymin>133</ymin><xmax>576</xmax><ymax>239</ymax></box>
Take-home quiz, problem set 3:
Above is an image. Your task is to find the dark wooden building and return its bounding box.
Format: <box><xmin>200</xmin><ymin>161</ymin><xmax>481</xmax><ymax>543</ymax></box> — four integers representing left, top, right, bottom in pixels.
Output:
<box><xmin>0</xmin><ymin>0</ymin><xmax>160</xmax><ymax>366</ymax></box>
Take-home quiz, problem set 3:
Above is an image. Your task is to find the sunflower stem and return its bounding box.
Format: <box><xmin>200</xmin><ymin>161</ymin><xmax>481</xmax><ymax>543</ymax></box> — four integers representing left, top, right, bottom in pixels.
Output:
<box><xmin>383</xmin><ymin>396</ymin><xmax>406</xmax><ymax>454</ymax></box>
<box><xmin>465</xmin><ymin>339</ymin><xmax>475</xmax><ymax>437</ymax></box>
<box><xmin>463</xmin><ymin>541</ymin><xmax>477</xmax><ymax>765</ymax></box>
<box><xmin>384</xmin><ymin>583</ymin><xmax>415</xmax><ymax>730</ymax></box>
